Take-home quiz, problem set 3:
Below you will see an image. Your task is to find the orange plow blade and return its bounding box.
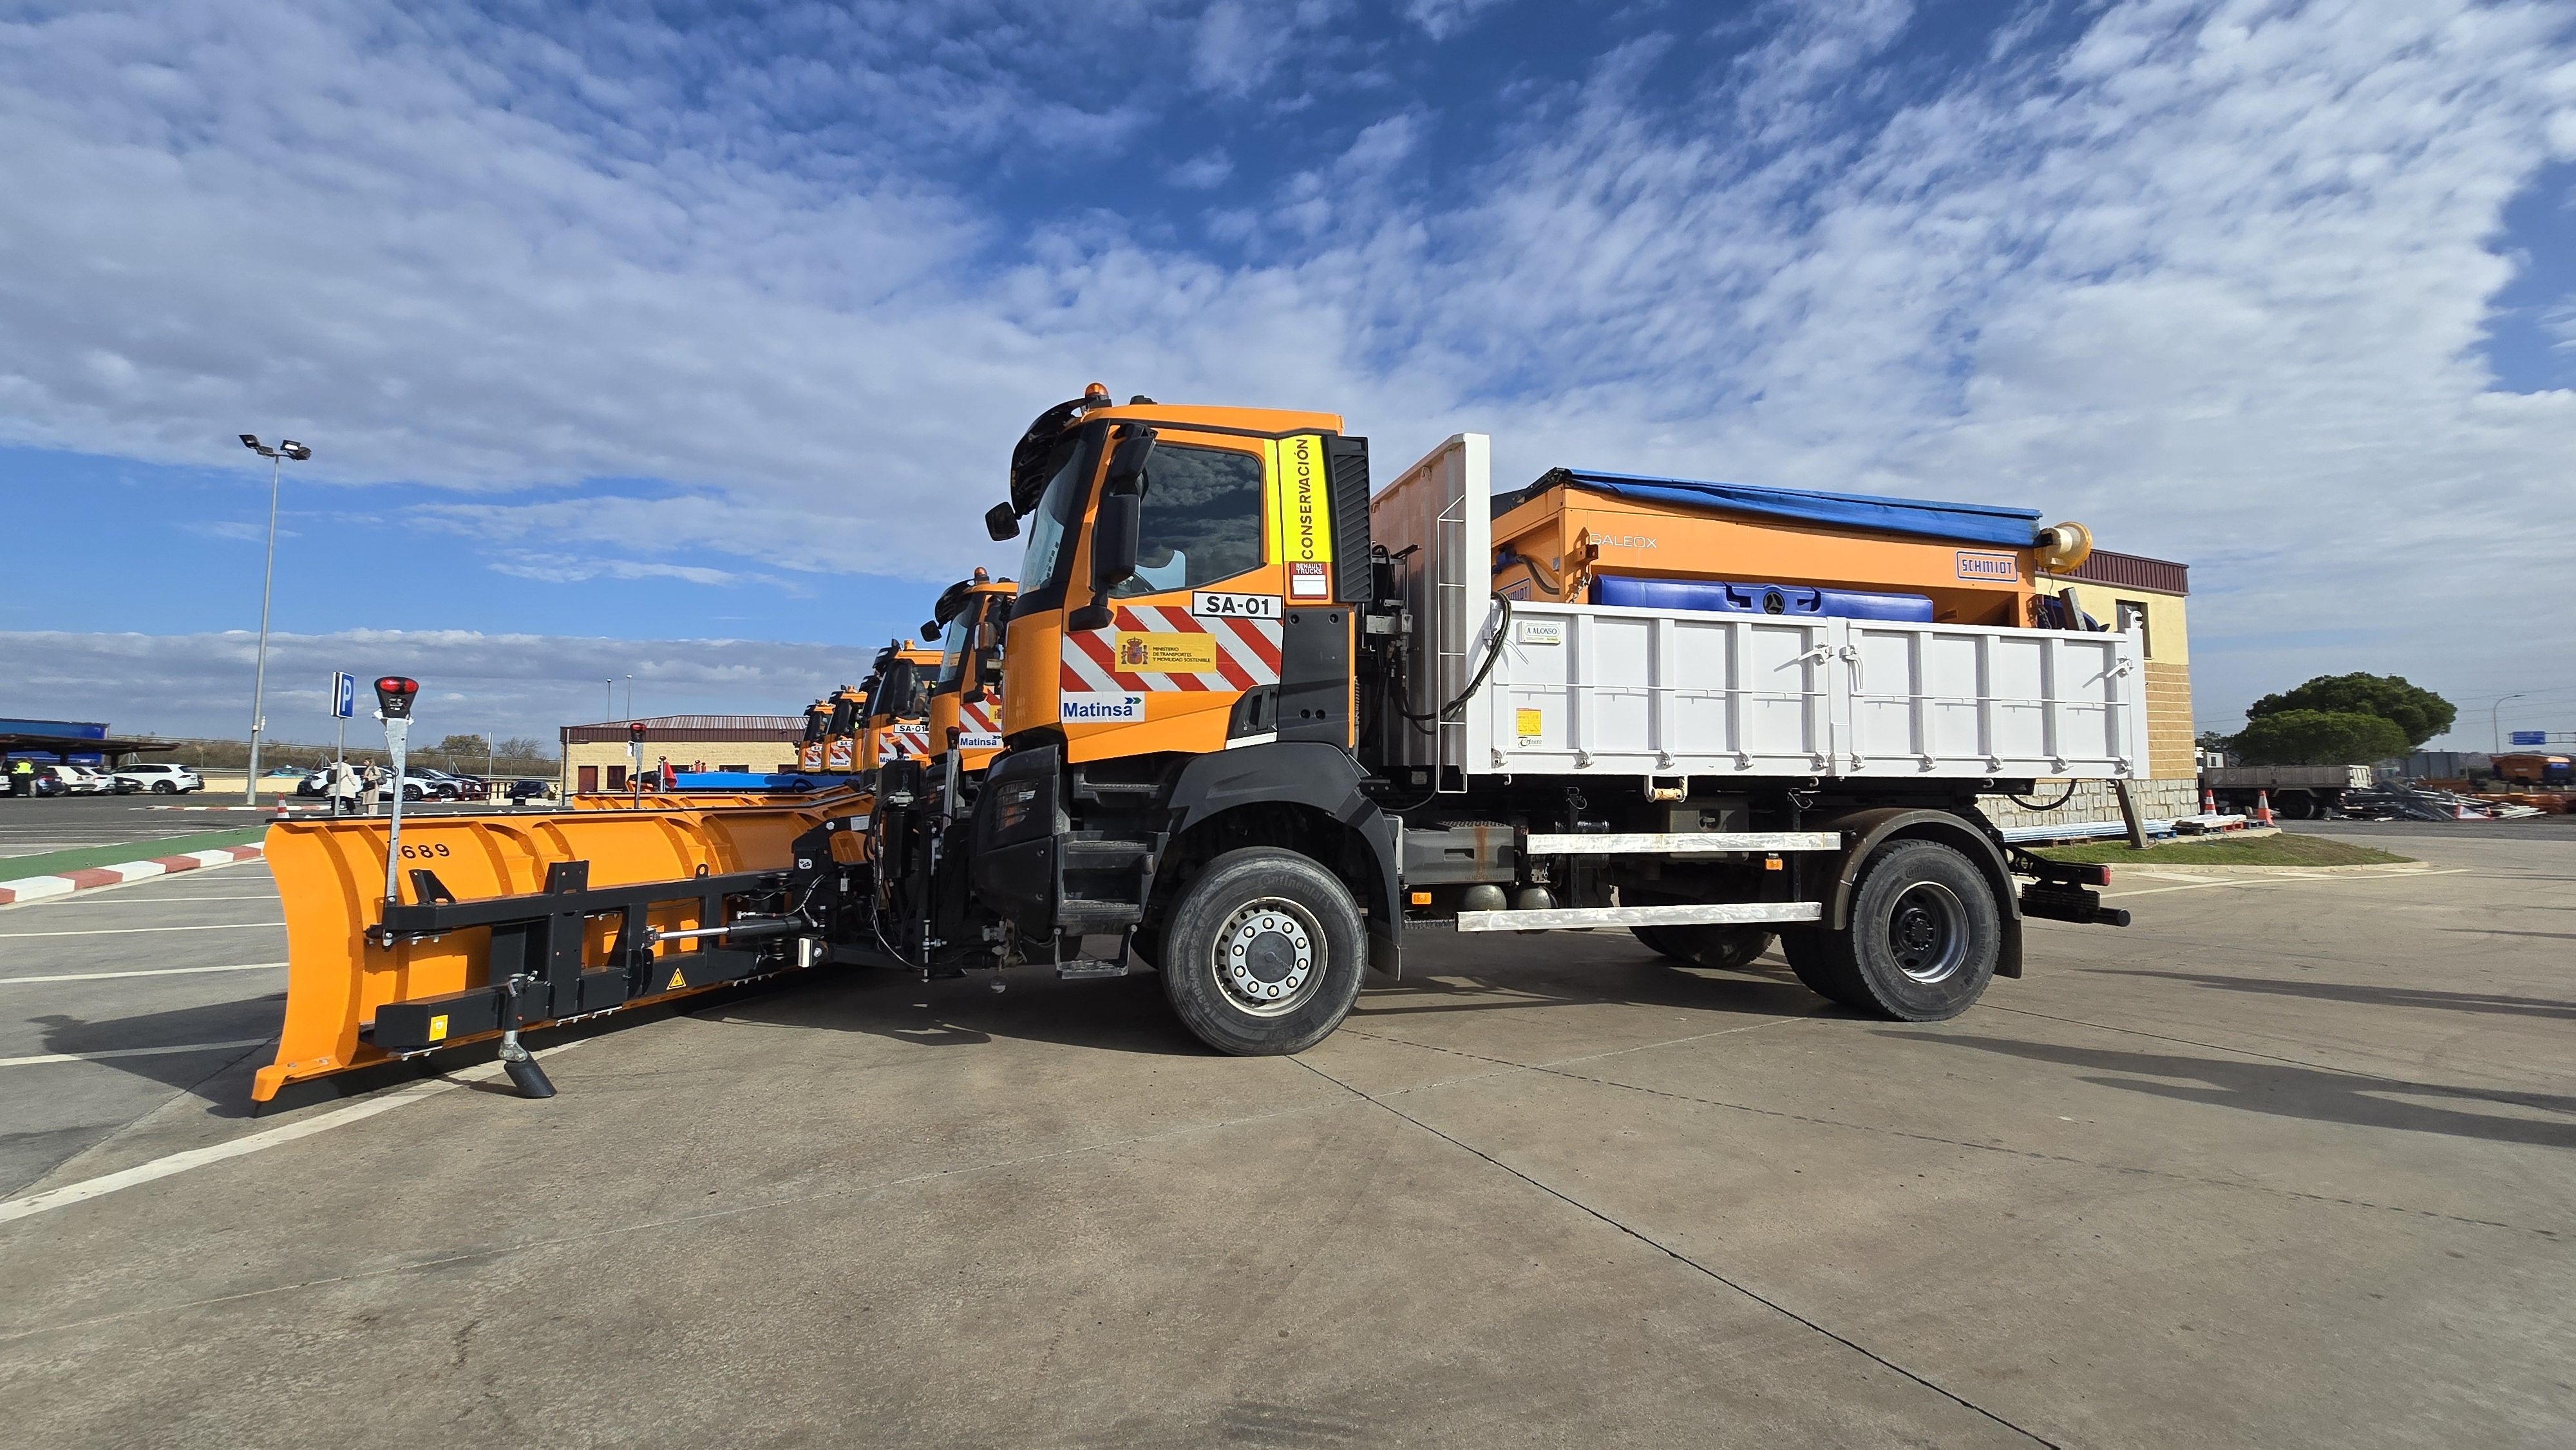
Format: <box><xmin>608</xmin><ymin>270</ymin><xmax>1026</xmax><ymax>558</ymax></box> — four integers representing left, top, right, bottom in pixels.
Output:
<box><xmin>256</xmin><ymin>800</ymin><xmax>849</xmax><ymax>1103</ymax></box>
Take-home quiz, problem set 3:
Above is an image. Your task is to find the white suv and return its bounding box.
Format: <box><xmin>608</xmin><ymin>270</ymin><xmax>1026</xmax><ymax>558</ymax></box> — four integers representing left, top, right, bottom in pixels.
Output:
<box><xmin>113</xmin><ymin>763</ymin><xmax>204</xmax><ymax>795</ymax></box>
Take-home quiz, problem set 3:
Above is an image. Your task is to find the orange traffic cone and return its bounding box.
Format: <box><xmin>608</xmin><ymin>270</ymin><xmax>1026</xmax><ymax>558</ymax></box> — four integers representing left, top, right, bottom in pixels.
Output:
<box><xmin>2201</xmin><ymin>787</ymin><xmax>2217</xmax><ymax>814</ymax></box>
<box><xmin>2255</xmin><ymin>790</ymin><xmax>2275</xmax><ymax>827</ymax></box>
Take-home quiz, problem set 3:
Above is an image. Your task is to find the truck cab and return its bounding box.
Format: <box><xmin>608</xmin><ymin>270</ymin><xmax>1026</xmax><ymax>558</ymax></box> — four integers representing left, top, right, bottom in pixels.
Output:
<box><xmin>923</xmin><ymin>568</ymin><xmax>1018</xmax><ymax>776</ymax></box>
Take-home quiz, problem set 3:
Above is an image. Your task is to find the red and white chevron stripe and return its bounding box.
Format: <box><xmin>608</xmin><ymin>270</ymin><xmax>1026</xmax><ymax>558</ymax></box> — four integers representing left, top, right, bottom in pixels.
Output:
<box><xmin>1059</xmin><ymin>604</ymin><xmax>1283</xmax><ymax>696</ymax></box>
<box><xmin>960</xmin><ymin>697</ymin><xmax>1001</xmax><ymax>739</ymax></box>
<box><xmin>876</xmin><ymin>724</ymin><xmax>931</xmax><ymax>764</ymax></box>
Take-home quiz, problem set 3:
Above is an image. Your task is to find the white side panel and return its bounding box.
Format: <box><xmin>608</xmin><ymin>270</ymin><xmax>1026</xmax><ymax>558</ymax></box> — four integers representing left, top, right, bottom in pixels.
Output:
<box><xmin>1484</xmin><ymin>602</ymin><xmax>1833</xmax><ymax>775</ymax></box>
<box><xmin>1838</xmin><ymin>622</ymin><xmax>2146</xmax><ymax>778</ymax></box>
<box><xmin>1475</xmin><ymin>605</ymin><xmax>2146</xmax><ymax>782</ymax></box>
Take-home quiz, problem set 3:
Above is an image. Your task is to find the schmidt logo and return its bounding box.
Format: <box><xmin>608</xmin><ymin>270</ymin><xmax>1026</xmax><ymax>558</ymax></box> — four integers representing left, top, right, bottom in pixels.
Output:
<box><xmin>1955</xmin><ymin>552</ymin><xmax>2019</xmax><ymax>581</ymax></box>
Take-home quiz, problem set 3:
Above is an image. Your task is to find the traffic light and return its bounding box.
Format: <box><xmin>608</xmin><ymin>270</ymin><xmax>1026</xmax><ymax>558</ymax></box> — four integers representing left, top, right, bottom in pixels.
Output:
<box><xmin>375</xmin><ymin>677</ymin><xmax>420</xmax><ymax>720</ymax></box>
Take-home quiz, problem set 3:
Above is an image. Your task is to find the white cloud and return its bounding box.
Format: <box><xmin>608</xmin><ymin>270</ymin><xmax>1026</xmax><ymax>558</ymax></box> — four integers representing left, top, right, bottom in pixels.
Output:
<box><xmin>1</xmin><ymin>628</ymin><xmax>878</xmax><ymax>742</ymax></box>
<box><xmin>3</xmin><ymin>0</ymin><xmax>2573</xmax><ymax>741</ymax></box>
<box><xmin>1168</xmin><ymin>149</ymin><xmax>1235</xmax><ymax>189</ymax></box>
<box><xmin>1403</xmin><ymin>0</ymin><xmax>1513</xmax><ymax>42</ymax></box>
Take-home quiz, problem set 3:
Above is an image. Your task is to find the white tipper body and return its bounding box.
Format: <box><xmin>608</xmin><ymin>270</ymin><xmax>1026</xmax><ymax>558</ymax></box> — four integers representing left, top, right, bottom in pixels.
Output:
<box><xmin>1372</xmin><ymin>434</ymin><xmax>2150</xmax><ymax>787</ymax></box>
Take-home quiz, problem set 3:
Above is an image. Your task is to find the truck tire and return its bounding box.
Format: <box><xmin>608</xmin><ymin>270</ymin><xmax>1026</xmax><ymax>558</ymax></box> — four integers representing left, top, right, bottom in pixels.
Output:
<box><xmin>1632</xmin><ymin>924</ymin><xmax>1774</xmax><ymax>972</ymax></box>
<box><xmin>1159</xmin><ymin>847</ymin><xmax>1366</xmax><ymax>1056</ymax></box>
<box><xmin>2271</xmin><ymin>790</ymin><xmax>2313</xmax><ymax>820</ymax></box>
<box><xmin>1777</xmin><ymin>928</ymin><xmax>1862</xmax><ymax>1008</ymax></box>
<box><xmin>1800</xmin><ymin>840</ymin><xmax>2000</xmax><ymax>1021</ymax></box>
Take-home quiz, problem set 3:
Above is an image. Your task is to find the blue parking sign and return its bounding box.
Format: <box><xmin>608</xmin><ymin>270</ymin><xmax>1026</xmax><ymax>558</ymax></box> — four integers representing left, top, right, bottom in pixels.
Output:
<box><xmin>332</xmin><ymin>671</ymin><xmax>357</xmax><ymax>719</ymax></box>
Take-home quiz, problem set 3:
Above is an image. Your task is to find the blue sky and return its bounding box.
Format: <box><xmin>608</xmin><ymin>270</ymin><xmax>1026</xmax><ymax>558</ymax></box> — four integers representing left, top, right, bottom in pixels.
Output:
<box><xmin>4</xmin><ymin>0</ymin><xmax>2575</xmax><ymax>746</ymax></box>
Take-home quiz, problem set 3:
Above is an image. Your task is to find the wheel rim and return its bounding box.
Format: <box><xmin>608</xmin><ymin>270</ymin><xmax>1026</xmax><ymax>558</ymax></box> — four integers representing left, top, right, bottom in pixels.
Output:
<box><xmin>1211</xmin><ymin>896</ymin><xmax>1324</xmax><ymax>1018</ymax></box>
<box><xmin>1888</xmin><ymin>881</ymin><xmax>1969</xmax><ymax>984</ymax></box>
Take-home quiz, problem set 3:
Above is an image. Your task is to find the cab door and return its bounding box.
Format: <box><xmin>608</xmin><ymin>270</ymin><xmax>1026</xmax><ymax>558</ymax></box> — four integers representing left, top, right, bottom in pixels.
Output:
<box><xmin>1057</xmin><ymin>428</ymin><xmax>1291</xmax><ymax>761</ymax></box>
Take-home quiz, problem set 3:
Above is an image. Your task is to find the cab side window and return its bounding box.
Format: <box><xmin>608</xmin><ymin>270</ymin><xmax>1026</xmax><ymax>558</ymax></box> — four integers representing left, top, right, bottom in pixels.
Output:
<box><xmin>1112</xmin><ymin>444</ymin><xmax>1264</xmax><ymax>597</ymax></box>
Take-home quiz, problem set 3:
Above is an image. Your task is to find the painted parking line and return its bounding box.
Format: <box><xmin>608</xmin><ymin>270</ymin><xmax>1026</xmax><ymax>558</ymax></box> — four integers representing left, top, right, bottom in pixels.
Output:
<box><xmin>2103</xmin><ymin>868</ymin><xmax>2467</xmax><ymax>899</ymax></box>
<box><xmin>0</xmin><ymin>1040</ymin><xmax>585</xmax><ymax>1227</ymax></box>
<box><xmin>0</xmin><ymin>921</ymin><xmax>282</xmax><ymax>939</ymax></box>
<box><xmin>0</xmin><ymin>961</ymin><xmax>287</xmax><ymax>985</ymax></box>
<box><xmin>35</xmin><ymin>895</ymin><xmax>283</xmax><ymax>906</ymax></box>
<box><xmin>0</xmin><ymin>1039</ymin><xmax>272</xmax><ymax>1069</ymax></box>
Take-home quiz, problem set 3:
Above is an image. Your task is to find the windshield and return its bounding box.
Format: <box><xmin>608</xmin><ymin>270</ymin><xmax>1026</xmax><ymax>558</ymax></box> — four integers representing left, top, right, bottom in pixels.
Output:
<box><xmin>1017</xmin><ymin>438</ymin><xmax>1092</xmax><ymax>594</ymax></box>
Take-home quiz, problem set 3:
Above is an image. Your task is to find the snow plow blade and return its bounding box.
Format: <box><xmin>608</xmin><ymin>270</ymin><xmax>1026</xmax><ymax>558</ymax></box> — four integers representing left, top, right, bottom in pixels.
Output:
<box><xmin>254</xmin><ymin>801</ymin><xmax>843</xmax><ymax>1103</ymax></box>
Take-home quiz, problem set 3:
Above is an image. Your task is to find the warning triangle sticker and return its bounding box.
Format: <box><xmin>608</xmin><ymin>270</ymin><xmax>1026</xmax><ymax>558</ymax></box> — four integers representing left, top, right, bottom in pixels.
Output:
<box><xmin>667</xmin><ymin>968</ymin><xmax>686</xmax><ymax>991</ymax></box>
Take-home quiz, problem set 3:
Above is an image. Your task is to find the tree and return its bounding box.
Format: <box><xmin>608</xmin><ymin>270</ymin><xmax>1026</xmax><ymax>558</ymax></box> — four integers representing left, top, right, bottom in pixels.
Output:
<box><xmin>2244</xmin><ymin>673</ymin><xmax>2454</xmax><ymax>748</ymax></box>
<box><xmin>2230</xmin><ymin>710</ymin><xmax>2410</xmax><ymax>766</ymax></box>
<box><xmin>433</xmin><ymin>733</ymin><xmax>488</xmax><ymax>758</ymax></box>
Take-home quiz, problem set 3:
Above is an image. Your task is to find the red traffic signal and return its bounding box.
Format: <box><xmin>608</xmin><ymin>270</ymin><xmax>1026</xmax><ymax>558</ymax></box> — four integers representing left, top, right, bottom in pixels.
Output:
<box><xmin>628</xmin><ymin>721</ymin><xmax>647</xmax><ymax>740</ymax></box>
<box><xmin>374</xmin><ymin>676</ymin><xmax>420</xmax><ymax>719</ymax></box>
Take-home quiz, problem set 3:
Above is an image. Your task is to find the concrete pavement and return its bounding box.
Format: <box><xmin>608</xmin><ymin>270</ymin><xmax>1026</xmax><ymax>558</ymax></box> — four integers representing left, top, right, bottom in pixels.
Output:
<box><xmin>0</xmin><ymin>825</ymin><xmax>2568</xmax><ymax>1447</ymax></box>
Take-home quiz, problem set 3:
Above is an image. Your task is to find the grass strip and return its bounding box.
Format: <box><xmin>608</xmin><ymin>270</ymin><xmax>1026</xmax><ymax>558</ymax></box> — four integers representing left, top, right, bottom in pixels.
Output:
<box><xmin>2035</xmin><ymin>832</ymin><xmax>2412</xmax><ymax>867</ymax></box>
<box><xmin>0</xmin><ymin>827</ymin><xmax>267</xmax><ymax>881</ymax></box>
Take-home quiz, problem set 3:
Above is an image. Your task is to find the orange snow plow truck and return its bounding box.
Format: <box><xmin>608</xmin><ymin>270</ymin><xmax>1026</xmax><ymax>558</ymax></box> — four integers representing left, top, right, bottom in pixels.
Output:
<box><xmin>254</xmin><ymin>384</ymin><xmax>2137</xmax><ymax>1103</ymax></box>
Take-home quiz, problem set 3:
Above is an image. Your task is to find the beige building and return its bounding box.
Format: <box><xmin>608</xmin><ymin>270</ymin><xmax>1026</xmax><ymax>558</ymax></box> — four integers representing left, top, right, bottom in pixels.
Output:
<box><xmin>1980</xmin><ymin>547</ymin><xmax>2197</xmax><ymax>831</ymax></box>
<box><xmin>559</xmin><ymin>715</ymin><xmax>804</xmax><ymax>795</ymax></box>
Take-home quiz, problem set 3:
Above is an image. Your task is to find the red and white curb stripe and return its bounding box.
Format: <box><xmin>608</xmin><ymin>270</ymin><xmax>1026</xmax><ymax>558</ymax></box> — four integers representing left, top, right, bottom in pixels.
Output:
<box><xmin>0</xmin><ymin>843</ymin><xmax>267</xmax><ymax>907</ymax></box>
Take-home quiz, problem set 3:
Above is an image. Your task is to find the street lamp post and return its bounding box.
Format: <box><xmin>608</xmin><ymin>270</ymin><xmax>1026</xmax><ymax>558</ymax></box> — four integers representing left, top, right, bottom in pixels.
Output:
<box><xmin>2492</xmin><ymin>693</ymin><xmax>2528</xmax><ymax>754</ymax></box>
<box><xmin>237</xmin><ymin>435</ymin><xmax>311</xmax><ymax>805</ymax></box>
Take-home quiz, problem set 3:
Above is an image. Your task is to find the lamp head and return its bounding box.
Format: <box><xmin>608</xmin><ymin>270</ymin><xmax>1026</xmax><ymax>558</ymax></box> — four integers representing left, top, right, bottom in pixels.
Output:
<box><xmin>279</xmin><ymin>441</ymin><xmax>311</xmax><ymax>460</ymax></box>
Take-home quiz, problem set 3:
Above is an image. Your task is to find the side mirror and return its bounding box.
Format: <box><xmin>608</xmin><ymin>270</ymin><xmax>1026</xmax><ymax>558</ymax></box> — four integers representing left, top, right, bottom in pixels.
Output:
<box><xmin>1104</xmin><ymin>426</ymin><xmax>1157</xmax><ymax>494</ymax></box>
<box><xmin>985</xmin><ymin>503</ymin><xmax>1019</xmax><ymax>541</ymax></box>
<box><xmin>1092</xmin><ymin>491</ymin><xmax>1140</xmax><ymax>594</ymax></box>
<box><xmin>920</xmin><ymin>619</ymin><xmax>940</xmax><ymax>641</ymax></box>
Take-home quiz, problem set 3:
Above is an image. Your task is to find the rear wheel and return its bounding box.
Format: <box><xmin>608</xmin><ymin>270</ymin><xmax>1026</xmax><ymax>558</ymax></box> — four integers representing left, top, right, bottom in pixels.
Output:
<box><xmin>151</xmin><ymin>780</ymin><xmax>174</xmax><ymax>794</ymax></box>
<box><xmin>2271</xmin><ymin>791</ymin><xmax>2314</xmax><ymax>820</ymax></box>
<box><xmin>1160</xmin><ymin>847</ymin><xmax>1366</xmax><ymax>1055</ymax></box>
<box><xmin>1795</xmin><ymin>840</ymin><xmax>2001</xmax><ymax>1021</ymax></box>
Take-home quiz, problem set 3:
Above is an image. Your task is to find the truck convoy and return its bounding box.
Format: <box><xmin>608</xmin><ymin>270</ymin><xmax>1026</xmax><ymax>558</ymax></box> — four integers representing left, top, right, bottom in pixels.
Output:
<box><xmin>253</xmin><ymin>386</ymin><xmax>2145</xmax><ymax>1102</ymax></box>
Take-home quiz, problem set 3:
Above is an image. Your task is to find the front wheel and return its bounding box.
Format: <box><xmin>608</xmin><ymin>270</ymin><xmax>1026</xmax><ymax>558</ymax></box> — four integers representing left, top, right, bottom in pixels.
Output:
<box><xmin>151</xmin><ymin>780</ymin><xmax>175</xmax><ymax>795</ymax></box>
<box><xmin>1794</xmin><ymin>840</ymin><xmax>2001</xmax><ymax>1021</ymax></box>
<box><xmin>1159</xmin><ymin>847</ymin><xmax>1367</xmax><ymax>1055</ymax></box>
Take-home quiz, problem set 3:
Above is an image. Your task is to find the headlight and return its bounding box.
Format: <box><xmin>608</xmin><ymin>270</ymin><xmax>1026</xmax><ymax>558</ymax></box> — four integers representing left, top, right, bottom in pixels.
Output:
<box><xmin>992</xmin><ymin>779</ymin><xmax>1042</xmax><ymax>838</ymax></box>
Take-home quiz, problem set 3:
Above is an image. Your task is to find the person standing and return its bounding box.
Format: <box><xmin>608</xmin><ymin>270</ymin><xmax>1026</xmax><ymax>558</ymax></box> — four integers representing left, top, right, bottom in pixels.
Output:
<box><xmin>361</xmin><ymin>761</ymin><xmax>383</xmax><ymax>817</ymax></box>
<box><xmin>330</xmin><ymin>759</ymin><xmax>359</xmax><ymax>817</ymax></box>
<box><xmin>8</xmin><ymin>757</ymin><xmax>32</xmax><ymax>798</ymax></box>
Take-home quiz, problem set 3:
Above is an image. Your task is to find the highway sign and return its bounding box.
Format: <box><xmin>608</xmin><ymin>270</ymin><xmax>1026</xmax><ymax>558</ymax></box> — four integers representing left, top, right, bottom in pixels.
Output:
<box><xmin>2508</xmin><ymin>730</ymin><xmax>2547</xmax><ymax>746</ymax></box>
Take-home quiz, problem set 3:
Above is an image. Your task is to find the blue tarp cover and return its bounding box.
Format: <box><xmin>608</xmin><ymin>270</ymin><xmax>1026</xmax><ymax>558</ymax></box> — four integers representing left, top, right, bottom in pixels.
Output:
<box><xmin>670</xmin><ymin>771</ymin><xmax>837</xmax><ymax>791</ymax></box>
<box><xmin>1544</xmin><ymin>468</ymin><xmax>2041</xmax><ymax>547</ymax></box>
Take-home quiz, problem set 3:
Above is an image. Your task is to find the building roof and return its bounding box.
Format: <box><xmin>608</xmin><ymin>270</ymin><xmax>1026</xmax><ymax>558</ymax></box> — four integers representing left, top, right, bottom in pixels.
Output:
<box><xmin>560</xmin><ymin>715</ymin><xmax>803</xmax><ymax>746</ymax></box>
<box><xmin>2057</xmin><ymin>549</ymin><xmax>2188</xmax><ymax>596</ymax></box>
<box><xmin>0</xmin><ymin>732</ymin><xmax>175</xmax><ymax>759</ymax></box>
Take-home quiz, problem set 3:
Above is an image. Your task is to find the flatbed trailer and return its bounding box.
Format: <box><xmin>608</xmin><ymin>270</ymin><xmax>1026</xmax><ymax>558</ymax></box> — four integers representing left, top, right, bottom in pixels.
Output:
<box><xmin>2201</xmin><ymin>765</ymin><xmax>2374</xmax><ymax>819</ymax></box>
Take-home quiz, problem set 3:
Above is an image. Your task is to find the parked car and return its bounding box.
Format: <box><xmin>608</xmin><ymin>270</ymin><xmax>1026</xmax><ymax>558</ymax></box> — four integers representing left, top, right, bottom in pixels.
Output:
<box><xmin>79</xmin><ymin>766</ymin><xmax>138</xmax><ymax>795</ymax></box>
<box><xmin>39</xmin><ymin>765</ymin><xmax>112</xmax><ymax>795</ymax></box>
<box><xmin>438</xmin><ymin>771</ymin><xmax>492</xmax><ymax>801</ymax></box>
<box><xmin>506</xmin><ymin>778</ymin><xmax>556</xmax><ymax>804</ymax></box>
<box><xmin>374</xmin><ymin>773</ymin><xmax>451</xmax><ymax>802</ymax></box>
<box><xmin>296</xmin><ymin>770</ymin><xmax>331</xmax><ymax>797</ymax></box>
<box><xmin>113</xmin><ymin>763</ymin><xmax>204</xmax><ymax>795</ymax></box>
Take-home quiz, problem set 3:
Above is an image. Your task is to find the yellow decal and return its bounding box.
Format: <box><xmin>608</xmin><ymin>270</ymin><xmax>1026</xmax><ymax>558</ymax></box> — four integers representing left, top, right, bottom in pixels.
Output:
<box><xmin>1515</xmin><ymin>708</ymin><xmax>1544</xmax><ymax>741</ymax></box>
<box><xmin>667</xmin><ymin>967</ymin><xmax>687</xmax><ymax>991</ymax></box>
<box><xmin>1273</xmin><ymin>433</ymin><xmax>1332</xmax><ymax>600</ymax></box>
<box><xmin>426</xmin><ymin>1013</ymin><xmax>449</xmax><ymax>1043</ymax></box>
<box><xmin>1116</xmin><ymin>631</ymin><xmax>1218</xmax><ymax>672</ymax></box>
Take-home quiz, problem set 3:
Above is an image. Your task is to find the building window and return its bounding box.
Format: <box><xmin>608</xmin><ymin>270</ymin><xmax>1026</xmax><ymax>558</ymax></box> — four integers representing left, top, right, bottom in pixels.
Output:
<box><xmin>607</xmin><ymin>766</ymin><xmax>628</xmax><ymax>789</ymax></box>
<box><xmin>2116</xmin><ymin>599</ymin><xmax>2152</xmax><ymax>657</ymax></box>
<box><xmin>721</xmin><ymin>763</ymin><xmax>748</xmax><ymax>773</ymax></box>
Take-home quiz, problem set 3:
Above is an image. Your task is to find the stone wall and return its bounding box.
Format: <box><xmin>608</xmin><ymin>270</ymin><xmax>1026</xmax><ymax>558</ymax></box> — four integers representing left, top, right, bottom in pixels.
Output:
<box><xmin>1976</xmin><ymin>777</ymin><xmax>2199</xmax><ymax>833</ymax></box>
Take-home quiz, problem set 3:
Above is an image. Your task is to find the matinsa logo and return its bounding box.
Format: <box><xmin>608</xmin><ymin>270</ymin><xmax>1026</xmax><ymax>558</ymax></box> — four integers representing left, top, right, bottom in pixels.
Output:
<box><xmin>1955</xmin><ymin>552</ymin><xmax>2020</xmax><ymax>581</ymax></box>
<box><xmin>1061</xmin><ymin>692</ymin><xmax>1146</xmax><ymax>722</ymax></box>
